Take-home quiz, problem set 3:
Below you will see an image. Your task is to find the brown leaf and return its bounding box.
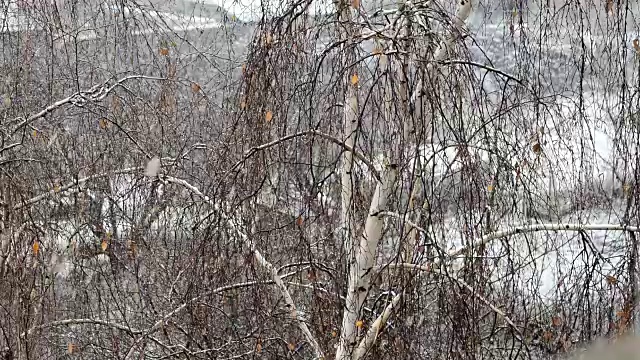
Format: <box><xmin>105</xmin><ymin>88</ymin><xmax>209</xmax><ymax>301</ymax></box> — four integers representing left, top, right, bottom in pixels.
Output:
<box><xmin>159</xmin><ymin>47</ymin><xmax>169</xmax><ymax>56</ymax></box>
<box><xmin>32</xmin><ymin>241</ymin><xmax>40</xmax><ymax>256</ymax></box>
<box><xmin>352</xmin><ymin>0</ymin><xmax>360</xmax><ymax>8</ymax></box>
<box><xmin>296</xmin><ymin>215</ymin><xmax>304</xmax><ymax>226</ymax></box>
<box><xmin>101</xmin><ymin>239</ymin><xmax>108</xmax><ymax>252</ymax></box>
<box><xmin>67</xmin><ymin>342</ymin><xmax>76</xmax><ymax>354</ymax></box>
<box><xmin>191</xmin><ymin>83</ymin><xmax>201</xmax><ymax>93</ymax></box>
<box><xmin>606</xmin><ymin>0</ymin><xmax>614</xmax><ymax>14</ymax></box>
<box><xmin>307</xmin><ymin>268</ymin><xmax>316</xmax><ymax>281</ymax></box>
<box><xmin>355</xmin><ymin>319</ymin><xmax>364</xmax><ymax>328</ymax></box>
<box><xmin>288</xmin><ymin>342</ymin><xmax>296</xmax><ymax>351</ymax></box>
<box><xmin>551</xmin><ymin>315</ymin><xmax>562</xmax><ymax>326</ymax></box>
<box><xmin>606</xmin><ymin>275</ymin><xmax>618</xmax><ymax>285</ymax></box>
<box><xmin>634</xmin><ymin>39</ymin><xmax>640</xmax><ymax>53</ymax></box>
<box><xmin>99</xmin><ymin>118</ymin><xmax>109</xmax><ymax>129</ymax></box>
<box><xmin>532</xmin><ymin>143</ymin><xmax>542</xmax><ymax>153</ymax></box>
<box><xmin>265</xmin><ymin>110</ymin><xmax>273</xmax><ymax>122</ymax></box>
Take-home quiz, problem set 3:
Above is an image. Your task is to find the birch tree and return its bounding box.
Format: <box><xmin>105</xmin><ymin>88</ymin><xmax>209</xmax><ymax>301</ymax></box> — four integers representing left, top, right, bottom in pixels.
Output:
<box><xmin>1</xmin><ymin>0</ymin><xmax>640</xmax><ymax>358</ymax></box>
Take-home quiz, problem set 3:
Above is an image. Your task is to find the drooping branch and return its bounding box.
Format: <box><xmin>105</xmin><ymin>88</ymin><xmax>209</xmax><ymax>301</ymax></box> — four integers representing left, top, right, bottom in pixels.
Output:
<box><xmin>12</xmin><ymin>75</ymin><xmax>167</xmax><ymax>132</ymax></box>
<box><xmin>236</xmin><ymin>130</ymin><xmax>381</xmax><ymax>182</ymax></box>
<box><xmin>360</xmin><ymin>221</ymin><xmax>640</xmax><ymax>356</ymax></box>
<box><xmin>160</xmin><ymin>176</ymin><xmax>325</xmax><ymax>359</ymax></box>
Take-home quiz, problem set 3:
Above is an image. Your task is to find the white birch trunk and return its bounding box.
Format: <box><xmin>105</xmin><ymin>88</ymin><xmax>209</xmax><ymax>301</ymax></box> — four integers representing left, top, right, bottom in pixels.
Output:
<box><xmin>341</xmin><ymin>92</ymin><xmax>358</xmax><ymax>254</ymax></box>
<box><xmin>335</xmin><ymin>165</ymin><xmax>397</xmax><ymax>360</ymax></box>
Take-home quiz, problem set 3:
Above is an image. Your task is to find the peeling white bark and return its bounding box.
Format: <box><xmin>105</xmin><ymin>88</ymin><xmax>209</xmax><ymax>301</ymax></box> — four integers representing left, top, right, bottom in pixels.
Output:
<box><xmin>336</xmin><ymin>165</ymin><xmax>397</xmax><ymax>360</ymax></box>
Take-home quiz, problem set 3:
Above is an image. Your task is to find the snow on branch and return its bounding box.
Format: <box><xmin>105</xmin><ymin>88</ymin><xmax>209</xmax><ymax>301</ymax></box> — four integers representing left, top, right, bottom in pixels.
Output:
<box><xmin>161</xmin><ymin>176</ymin><xmax>325</xmax><ymax>359</ymax></box>
<box><xmin>12</xmin><ymin>75</ymin><xmax>168</xmax><ymax>132</ymax></box>
<box><xmin>22</xmin><ymin>318</ymin><xmax>143</xmax><ymax>337</ymax></box>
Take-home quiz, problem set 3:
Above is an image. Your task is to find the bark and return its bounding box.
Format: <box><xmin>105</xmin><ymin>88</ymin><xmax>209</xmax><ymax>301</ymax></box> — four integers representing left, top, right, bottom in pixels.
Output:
<box><xmin>335</xmin><ymin>165</ymin><xmax>397</xmax><ymax>360</ymax></box>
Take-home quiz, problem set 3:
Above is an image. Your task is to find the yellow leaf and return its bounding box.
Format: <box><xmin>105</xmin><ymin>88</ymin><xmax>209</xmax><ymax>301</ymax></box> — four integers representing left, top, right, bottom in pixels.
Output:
<box><xmin>32</xmin><ymin>129</ymin><xmax>37</xmax><ymax>138</ymax></box>
<box><xmin>191</xmin><ymin>83</ymin><xmax>201</xmax><ymax>93</ymax></box>
<box><xmin>265</xmin><ymin>110</ymin><xmax>273</xmax><ymax>122</ymax></box>
<box><xmin>53</xmin><ymin>185</ymin><xmax>61</xmax><ymax>193</ymax></box>
<box><xmin>288</xmin><ymin>342</ymin><xmax>296</xmax><ymax>351</ymax></box>
<box><xmin>265</xmin><ymin>33</ymin><xmax>273</xmax><ymax>46</ymax></box>
<box><xmin>231</xmin><ymin>15</ymin><xmax>237</xmax><ymax>21</ymax></box>
<box><xmin>101</xmin><ymin>239</ymin><xmax>108</xmax><ymax>252</ymax></box>
<box><xmin>32</xmin><ymin>241</ymin><xmax>40</xmax><ymax>256</ymax></box>
<box><xmin>623</xmin><ymin>183</ymin><xmax>632</xmax><ymax>195</ymax></box>
<box><xmin>350</xmin><ymin>73</ymin><xmax>359</xmax><ymax>86</ymax></box>
<box><xmin>355</xmin><ymin>319</ymin><xmax>364</xmax><ymax>328</ymax></box>
<box><xmin>487</xmin><ymin>184</ymin><xmax>494</xmax><ymax>192</ymax></box>
<box><xmin>106</xmin><ymin>231</ymin><xmax>112</xmax><ymax>239</ymax></box>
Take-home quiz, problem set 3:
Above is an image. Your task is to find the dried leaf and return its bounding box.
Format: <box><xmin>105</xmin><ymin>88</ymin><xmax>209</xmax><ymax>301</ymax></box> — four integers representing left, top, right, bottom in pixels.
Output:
<box><xmin>256</xmin><ymin>339</ymin><xmax>262</xmax><ymax>353</ymax></box>
<box><xmin>53</xmin><ymin>185</ymin><xmax>61</xmax><ymax>193</ymax></box>
<box><xmin>265</xmin><ymin>33</ymin><xmax>273</xmax><ymax>46</ymax></box>
<box><xmin>372</xmin><ymin>46</ymin><xmax>383</xmax><ymax>56</ymax></box>
<box><xmin>307</xmin><ymin>268</ymin><xmax>316</xmax><ymax>281</ymax></box>
<box><xmin>487</xmin><ymin>184</ymin><xmax>494</xmax><ymax>192</ymax></box>
<box><xmin>634</xmin><ymin>39</ymin><xmax>640</xmax><ymax>53</ymax></box>
<box><xmin>101</xmin><ymin>239</ymin><xmax>108</xmax><ymax>252</ymax></box>
<box><xmin>542</xmin><ymin>331</ymin><xmax>553</xmax><ymax>342</ymax></box>
<box><xmin>159</xmin><ymin>47</ymin><xmax>169</xmax><ymax>56</ymax></box>
<box><xmin>352</xmin><ymin>0</ymin><xmax>360</xmax><ymax>8</ymax></box>
<box><xmin>532</xmin><ymin>143</ymin><xmax>542</xmax><ymax>153</ymax></box>
<box><xmin>67</xmin><ymin>342</ymin><xmax>76</xmax><ymax>354</ymax></box>
<box><xmin>191</xmin><ymin>83</ymin><xmax>201</xmax><ymax>93</ymax></box>
<box><xmin>288</xmin><ymin>342</ymin><xmax>296</xmax><ymax>351</ymax></box>
<box><xmin>606</xmin><ymin>275</ymin><xmax>618</xmax><ymax>285</ymax></box>
<box><xmin>265</xmin><ymin>110</ymin><xmax>273</xmax><ymax>122</ymax></box>
<box><xmin>331</xmin><ymin>330</ymin><xmax>338</xmax><ymax>337</ymax></box>
<box><xmin>99</xmin><ymin>118</ymin><xmax>108</xmax><ymax>129</ymax></box>
<box><xmin>350</xmin><ymin>73</ymin><xmax>359</xmax><ymax>86</ymax></box>
<box><xmin>355</xmin><ymin>319</ymin><xmax>364</xmax><ymax>328</ymax></box>
<box><xmin>296</xmin><ymin>216</ymin><xmax>304</xmax><ymax>226</ymax></box>
<box><xmin>623</xmin><ymin>183</ymin><xmax>632</xmax><ymax>195</ymax></box>
<box><xmin>606</xmin><ymin>0</ymin><xmax>614</xmax><ymax>14</ymax></box>
<box><xmin>551</xmin><ymin>315</ymin><xmax>562</xmax><ymax>326</ymax></box>
<box><xmin>32</xmin><ymin>241</ymin><xmax>40</xmax><ymax>256</ymax></box>
<box><xmin>127</xmin><ymin>240</ymin><xmax>137</xmax><ymax>258</ymax></box>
